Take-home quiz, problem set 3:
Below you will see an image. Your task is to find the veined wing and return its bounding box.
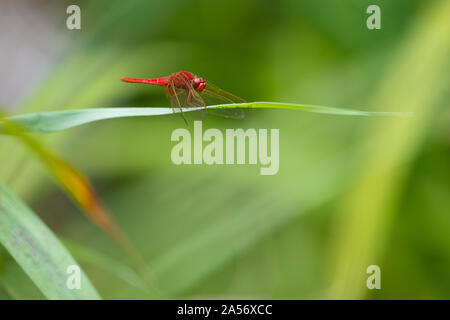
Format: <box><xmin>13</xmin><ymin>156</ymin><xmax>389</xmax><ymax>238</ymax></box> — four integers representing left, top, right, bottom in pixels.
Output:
<box><xmin>201</xmin><ymin>83</ymin><xmax>246</xmax><ymax>119</ymax></box>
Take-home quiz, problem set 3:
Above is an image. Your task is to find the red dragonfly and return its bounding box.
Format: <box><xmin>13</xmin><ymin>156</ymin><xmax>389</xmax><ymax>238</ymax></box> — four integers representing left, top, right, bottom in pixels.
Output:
<box><xmin>121</xmin><ymin>71</ymin><xmax>245</xmax><ymax>123</ymax></box>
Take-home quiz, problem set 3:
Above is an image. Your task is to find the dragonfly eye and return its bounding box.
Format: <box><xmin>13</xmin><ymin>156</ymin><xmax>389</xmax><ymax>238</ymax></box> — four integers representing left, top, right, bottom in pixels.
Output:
<box><xmin>197</xmin><ymin>82</ymin><xmax>206</xmax><ymax>91</ymax></box>
<box><xmin>193</xmin><ymin>77</ymin><xmax>206</xmax><ymax>91</ymax></box>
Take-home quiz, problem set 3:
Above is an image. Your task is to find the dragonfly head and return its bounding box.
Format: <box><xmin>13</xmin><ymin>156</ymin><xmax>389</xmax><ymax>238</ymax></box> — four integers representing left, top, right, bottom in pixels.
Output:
<box><xmin>193</xmin><ymin>77</ymin><xmax>206</xmax><ymax>92</ymax></box>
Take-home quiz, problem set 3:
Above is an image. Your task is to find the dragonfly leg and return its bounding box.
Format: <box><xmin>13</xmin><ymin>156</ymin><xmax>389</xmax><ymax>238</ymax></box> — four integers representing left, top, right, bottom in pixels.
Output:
<box><xmin>166</xmin><ymin>86</ymin><xmax>175</xmax><ymax>119</ymax></box>
<box><xmin>185</xmin><ymin>91</ymin><xmax>191</xmax><ymax>107</ymax></box>
<box><xmin>170</xmin><ymin>90</ymin><xmax>184</xmax><ymax>116</ymax></box>
<box><xmin>185</xmin><ymin>91</ymin><xmax>199</xmax><ymax>107</ymax></box>
<box><xmin>171</xmin><ymin>81</ymin><xmax>187</xmax><ymax>125</ymax></box>
<box><xmin>192</xmin><ymin>91</ymin><xmax>206</xmax><ymax>109</ymax></box>
<box><xmin>170</xmin><ymin>96</ymin><xmax>175</xmax><ymax>119</ymax></box>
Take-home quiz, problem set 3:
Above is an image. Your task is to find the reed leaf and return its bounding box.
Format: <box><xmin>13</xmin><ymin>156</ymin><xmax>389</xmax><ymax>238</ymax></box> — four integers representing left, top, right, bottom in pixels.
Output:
<box><xmin>3</xmin><ymin>103</ymin><xmax>409</xmax><ymax>134</ymax></box>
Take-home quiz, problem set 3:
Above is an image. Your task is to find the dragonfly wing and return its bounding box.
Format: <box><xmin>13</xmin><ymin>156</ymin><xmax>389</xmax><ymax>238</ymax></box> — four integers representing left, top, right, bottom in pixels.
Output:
<box><xmin>204</xmin><ymin>83</ymin><xmax>246</xmax><ymax>103</ymax></box>
<box><xmin>200</xmin><ymin>83</ymin><xmax>246</xmax><ymax>119</ymax></box>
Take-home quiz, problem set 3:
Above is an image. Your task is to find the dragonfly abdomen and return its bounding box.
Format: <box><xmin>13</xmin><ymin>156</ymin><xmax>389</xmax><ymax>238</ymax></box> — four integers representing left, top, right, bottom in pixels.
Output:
<box><xmin>120</xmin><ymin>77</ymin><xmax>169</xmax><ymax>86</ymax></box>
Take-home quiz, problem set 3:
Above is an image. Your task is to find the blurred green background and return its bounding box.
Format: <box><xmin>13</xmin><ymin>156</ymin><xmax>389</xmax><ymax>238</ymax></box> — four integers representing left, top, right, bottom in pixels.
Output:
<box><xmin>0</xmin><ymin>0</ymin><xmax>449</xmax><ymax>299</ymax></box>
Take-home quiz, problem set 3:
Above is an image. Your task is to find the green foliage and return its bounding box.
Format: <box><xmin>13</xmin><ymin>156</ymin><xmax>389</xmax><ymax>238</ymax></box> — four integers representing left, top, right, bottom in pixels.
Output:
<box><xmin>0</xmin><ymin>184</ymin><xmax>100</xmax><ymax>299</ymax></box>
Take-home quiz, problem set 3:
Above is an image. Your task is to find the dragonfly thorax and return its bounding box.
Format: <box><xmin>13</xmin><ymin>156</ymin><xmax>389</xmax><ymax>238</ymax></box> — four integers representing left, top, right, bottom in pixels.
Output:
<box><xmin>173</xmin><ymin>71</ymin><xmax>206</xmax><ymax>92</ymax></box>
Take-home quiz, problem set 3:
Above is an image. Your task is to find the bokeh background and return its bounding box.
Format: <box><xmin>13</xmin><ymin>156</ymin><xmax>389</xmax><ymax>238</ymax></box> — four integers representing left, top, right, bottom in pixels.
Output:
<box><xmin>0</xmin><ymin>0</ymin><xmax>449</xmax><ymax>299</ymax></box>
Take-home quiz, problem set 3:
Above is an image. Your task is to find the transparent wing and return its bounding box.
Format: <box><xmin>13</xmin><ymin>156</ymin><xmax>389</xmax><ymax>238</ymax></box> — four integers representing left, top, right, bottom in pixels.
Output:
<box><xmin>200</xmin><ymin>83</ymin><xmax>246</xmax><ymax>119</ymax></box>
<box><xmin>204</xmin><ymin>82</ymin><xmax>246</xmax><ymax>103</ymax></box>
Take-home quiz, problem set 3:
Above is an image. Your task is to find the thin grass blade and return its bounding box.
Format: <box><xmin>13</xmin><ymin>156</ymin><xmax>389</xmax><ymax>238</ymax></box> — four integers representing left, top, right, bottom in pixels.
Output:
<box><xmin>0</xmin><ymin>183</ymin><xmax>100</xmax><ymax>299</ymax></box>
<box><xmin>2</xmin><ymin>102</ymin><xmax>411</xmax><ymax>134</ymax></box>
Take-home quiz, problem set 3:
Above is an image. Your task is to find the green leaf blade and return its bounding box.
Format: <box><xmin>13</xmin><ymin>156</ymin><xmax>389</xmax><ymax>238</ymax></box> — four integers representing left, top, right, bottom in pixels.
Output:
<box><xmin>3</xmin><ymin>102</ymin><xmax>411</xmax><ymax>134</ymax></box>
<box><xmin>0</xmin><ymin>183</ymin><xmax>101</xmax><ymax>300</ymax></box>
